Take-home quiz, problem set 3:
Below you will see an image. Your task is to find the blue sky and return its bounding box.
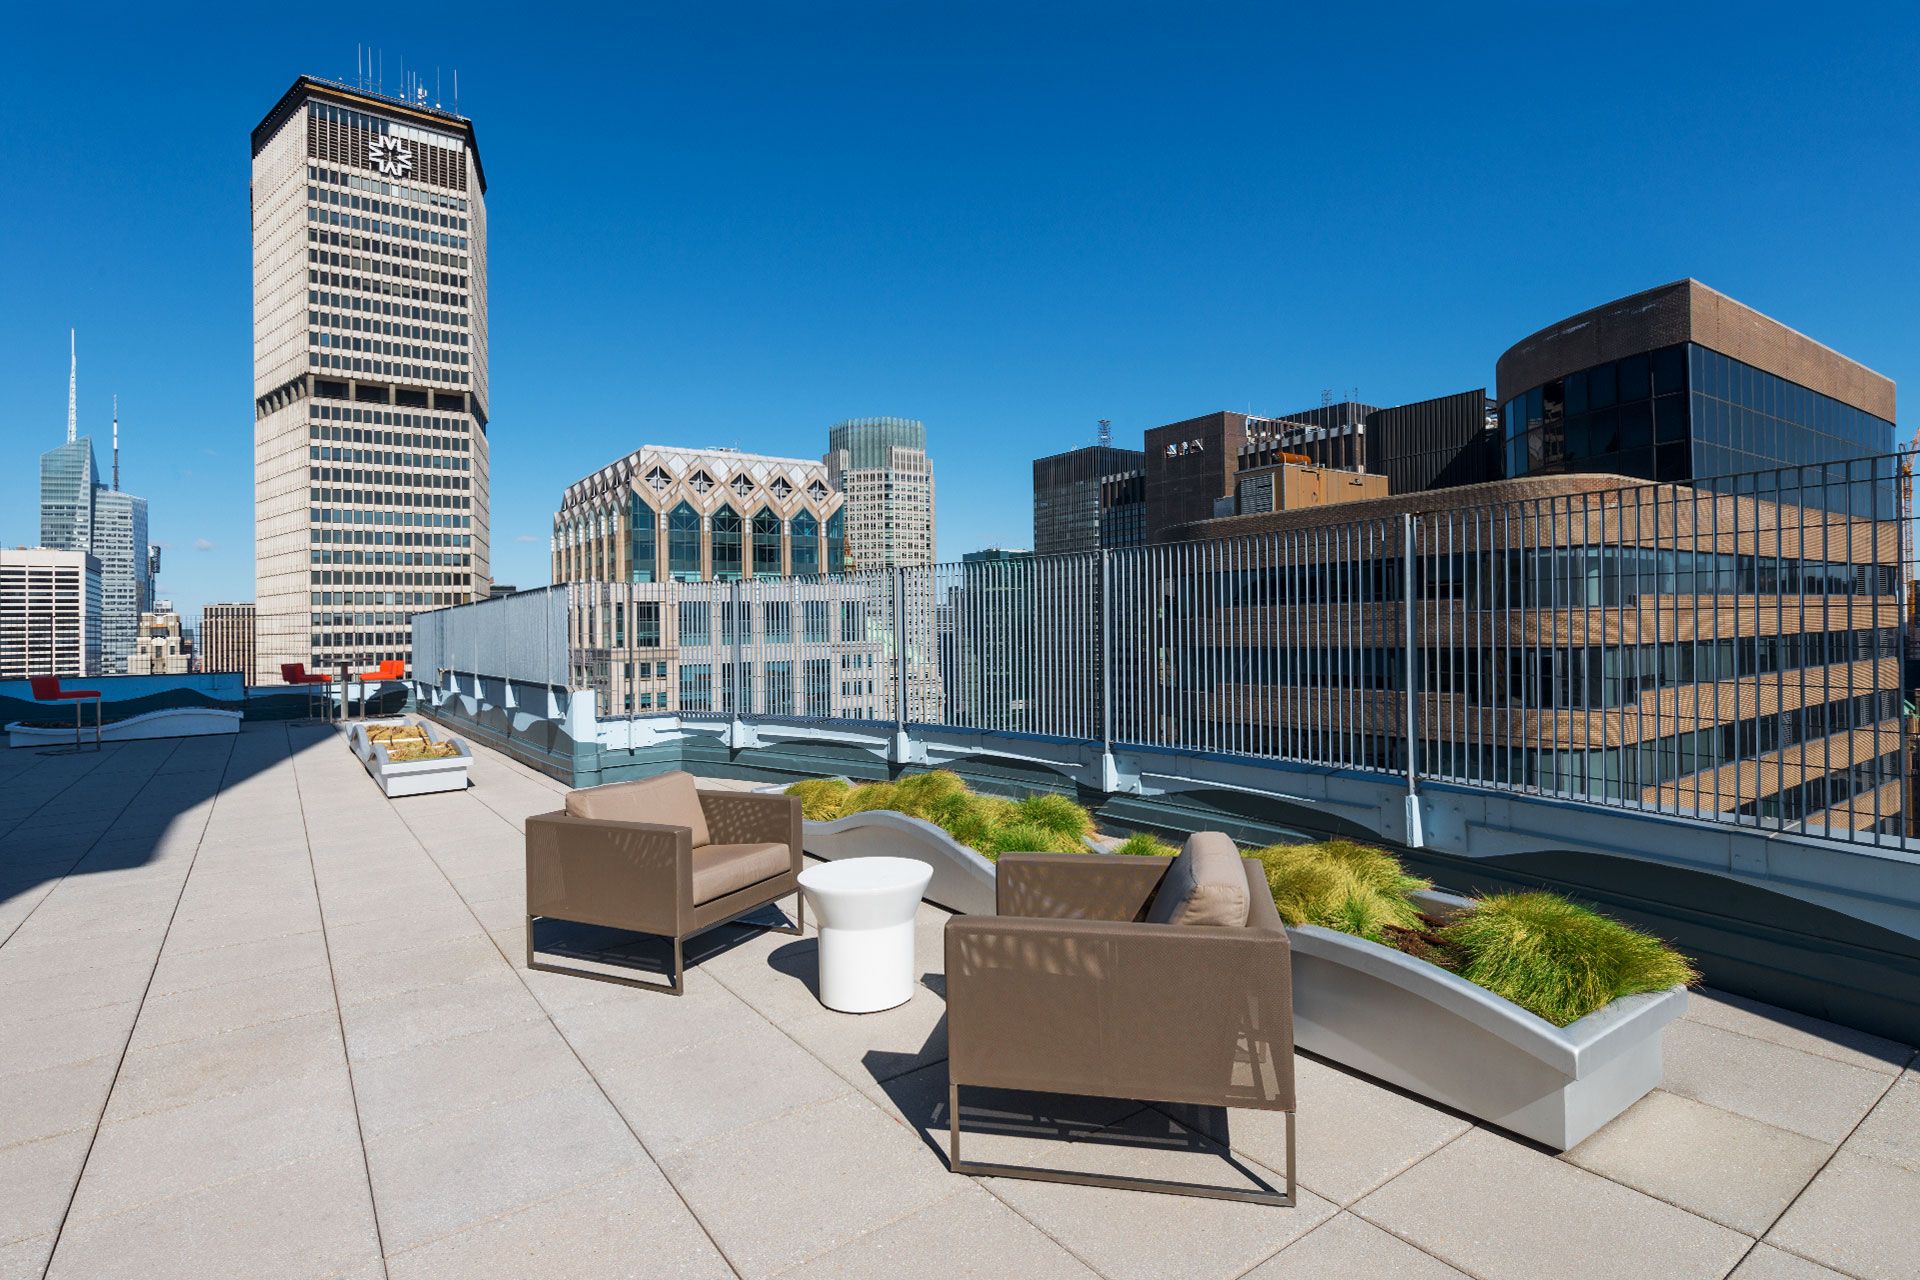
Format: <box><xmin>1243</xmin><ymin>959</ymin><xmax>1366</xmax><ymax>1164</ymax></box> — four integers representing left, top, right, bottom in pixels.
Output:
<box><xmin>2</xmin><ymin>3</ymin><xmax>1915</xmax><ymax>622</ymax></box>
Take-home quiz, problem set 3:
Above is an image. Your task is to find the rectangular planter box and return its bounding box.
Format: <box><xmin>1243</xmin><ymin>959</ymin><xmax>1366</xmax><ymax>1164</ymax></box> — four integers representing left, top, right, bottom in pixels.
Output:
<box><xmin>350</xmin><ymin>722</ymin><xmax>473</xmax><ymax>798</ymax></box>
<box><xmin>1286</xmin><ymin>889</ymin><xmax>1687</xmax><ymax>1150</ymax></box>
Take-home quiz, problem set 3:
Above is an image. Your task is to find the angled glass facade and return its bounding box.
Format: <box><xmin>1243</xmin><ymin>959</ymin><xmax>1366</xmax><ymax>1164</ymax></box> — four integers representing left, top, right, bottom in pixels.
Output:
<box><xmin>39</xmin><ymin>438</ymin><xmax>98</xmax><ymax>553</ymax></box>
<box><xmin>1501</xmin><ymin>343</ymin><xmax>1894</xmax><ymax>512</ymax></box>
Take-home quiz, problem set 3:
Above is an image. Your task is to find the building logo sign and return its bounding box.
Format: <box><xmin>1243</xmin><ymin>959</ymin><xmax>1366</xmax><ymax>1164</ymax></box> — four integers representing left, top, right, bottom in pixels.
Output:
<box><xmin>368</xmin><ymin>135</ymin><xmax>414</xmax><ymax>178</ymax></box>
<box><xmin>1165</xmin><ymin>439</ymin><xmax>1206</xmax><ymax>457</ymax></box>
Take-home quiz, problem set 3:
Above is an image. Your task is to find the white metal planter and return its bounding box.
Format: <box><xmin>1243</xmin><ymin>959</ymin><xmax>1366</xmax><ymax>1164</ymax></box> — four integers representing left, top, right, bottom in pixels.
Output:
<box><xmin>351</xmin><ymin>722</ymin><xmax>473</xmax><ymax>798</ymax></box>
<box><xmin>799</xmin><ymin>810</ymin><xmax>999</xmax><ymax>916</ymax></box>
<box><xmin>6</xmin><ymin>707</ymin><xmax>240</xmax><ymax>748</ymax></box>
<box><xmin>1285</xmin><ymin>889</ymin><xmax>1688</xmax><ymax>1150</ymax></box>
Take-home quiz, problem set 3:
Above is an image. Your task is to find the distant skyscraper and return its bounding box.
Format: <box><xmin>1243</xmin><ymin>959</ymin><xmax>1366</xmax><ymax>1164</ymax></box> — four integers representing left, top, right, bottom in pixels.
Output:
<box><xmin>1032</xmin><ymin>444</ymin><xmax>1146</xmax><ymax>555</ymax></box>
<box><xmin>37</xmin><ymin>354</ymin><xmax>152</xmax><ymax>674</ymax></box>
<box><xmin>93</xmin><ymin>488</ymin><xmax>152</xmax><ymax>675</ymax></box>
<box><xmin>39</xmin><ymin>437</ymin><xmax>98</xmax><ymax>554</ymax></box>
<box><xmin>824</xmin><ymin>418</ymin><xmax>938</xmax><ymax>718</ymax></box>
<box><xmin>825</xmin><ymin>417</ymin><xmax>935</xmax><ymax>569</ymax></box>
<box><xmin>251</xmin><ymin>76</ymin><xmax>491</xmax><ymax>682</ymax></box>
<box><xmin>133</xmin><ymin>601</ymin><xmax>191</xmax><ymax>675</ymax></box>
<box><xmin>0</xmin><ymin>549</ymin><xmax>101</xmax><ymax>679</ymax></box>
<box><xmin>202</xmin><ymin>602</ymin><xmax>257</xmax><ymax>684</ymax></box>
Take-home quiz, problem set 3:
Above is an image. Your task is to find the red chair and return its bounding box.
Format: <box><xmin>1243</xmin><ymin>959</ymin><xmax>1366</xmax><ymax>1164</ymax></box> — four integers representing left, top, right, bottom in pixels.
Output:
<box><xmin>353</xmin><ymin>659</ymin><xmax>405</xmax><ymax>720</ymax></box>
<box><xmin>28</xmin><ymin>675</ymin><xmax>102</xmax><ymax>753</ymax></box>
<box><xmin>280</xmin><ymin>663</ymin><xmax>334</xmax><ymax>723</ymax></box>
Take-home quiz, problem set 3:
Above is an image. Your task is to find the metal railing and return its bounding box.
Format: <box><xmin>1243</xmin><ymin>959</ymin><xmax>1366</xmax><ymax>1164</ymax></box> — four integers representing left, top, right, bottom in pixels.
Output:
<box><xmin>425</xmin><ymin>454</ymin><xmax>1914</xmax><ymax>849</ymax></box>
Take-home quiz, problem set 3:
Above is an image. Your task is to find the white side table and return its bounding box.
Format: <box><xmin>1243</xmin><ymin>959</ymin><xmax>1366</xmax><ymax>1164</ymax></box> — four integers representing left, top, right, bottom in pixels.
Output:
<box><xmin>797</xmin><ymin>857</ymin><xmax>934</xmax><ymax>1013</ymax></box>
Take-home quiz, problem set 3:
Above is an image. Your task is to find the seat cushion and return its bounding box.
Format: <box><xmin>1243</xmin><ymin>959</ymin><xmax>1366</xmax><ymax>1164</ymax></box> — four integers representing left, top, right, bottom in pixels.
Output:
<box><xmin>1144</xmin><ymin>831</ymin><xmax>1250</xmax><ymax>927</ymax></box>
<box><xmin>565</xmin><ymin>771</ymin><xmax>710</xmax><ymax>847</ymax></box>
<box><xmin>691</xmin><ymin>842</ymin><xmax>790</xmax><ymax>905</ymax></box>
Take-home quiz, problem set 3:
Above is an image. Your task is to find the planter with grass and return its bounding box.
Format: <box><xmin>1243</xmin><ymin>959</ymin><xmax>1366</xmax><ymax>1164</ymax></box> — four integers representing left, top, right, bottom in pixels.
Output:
<box><xmin>1245</xmin><ymin>838</ymin><xmax>1694</xmax><ymax>1150</ymax></box>
<box><xmin>351</xmin><ymin>721</ymin><xmax>472</xmax><ymax>797</ymax></box>
<box><xmin>783</xmin><ymin>773</ymin><xmax>1096</xmax><ymax>915</ymax></box>
<box><xmin>348</xmin><ymin>721</ymin><xmax>432</xmax><ymax>764</ymax></box>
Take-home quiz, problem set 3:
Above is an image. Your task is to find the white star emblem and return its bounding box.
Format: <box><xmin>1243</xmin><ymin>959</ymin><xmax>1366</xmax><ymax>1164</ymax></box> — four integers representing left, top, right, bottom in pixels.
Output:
<box><xmin>369</xmin><ymin>136</ymin><xmax>414</xmax><ymax>178</ymax></box>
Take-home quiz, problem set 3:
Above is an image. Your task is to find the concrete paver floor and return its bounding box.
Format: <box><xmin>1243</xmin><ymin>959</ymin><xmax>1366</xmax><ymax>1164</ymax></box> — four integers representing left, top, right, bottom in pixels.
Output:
<box><xmin>0</xmin><ymin>722</ymin><xmax>1913</xmax><ymax>1280</ymax></box>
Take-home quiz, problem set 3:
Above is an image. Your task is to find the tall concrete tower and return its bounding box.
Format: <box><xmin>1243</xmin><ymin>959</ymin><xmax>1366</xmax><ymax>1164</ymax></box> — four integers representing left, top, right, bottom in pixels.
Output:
<box><xmin>250</xmin><ymin>75</ymin><xmax>490</xmax><ymax>680</ymax></box>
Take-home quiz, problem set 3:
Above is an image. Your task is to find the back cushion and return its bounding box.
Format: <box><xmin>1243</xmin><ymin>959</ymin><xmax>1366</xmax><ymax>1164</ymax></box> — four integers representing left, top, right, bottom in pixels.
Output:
<box><xmin>1144</xmin><ymin>831</ymin><xmax>1250</xmax><ymax>928</ymax></box>
<box><xmin>566</xmin><ymin>771</ymin><xmax>711</xmax><ymax>847</ymax></box>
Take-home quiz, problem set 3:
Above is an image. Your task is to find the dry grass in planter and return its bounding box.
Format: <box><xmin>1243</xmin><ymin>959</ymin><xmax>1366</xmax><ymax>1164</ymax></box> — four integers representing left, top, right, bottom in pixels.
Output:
<box><xmin>786</xmin><ymin>770</ymin><xmax>1094</xmax><ymax>860</ymax></box>
<box><xmin>382</xmin><ymin>741</ymin><xmax>461</xmax><ymax>764</ymax></box>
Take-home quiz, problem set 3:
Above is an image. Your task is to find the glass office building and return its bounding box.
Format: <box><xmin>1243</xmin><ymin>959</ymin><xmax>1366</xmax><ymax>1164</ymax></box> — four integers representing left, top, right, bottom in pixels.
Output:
<box><xmin>1496</xmin><ymin>281</ymin><xmax>1895</xmax><ymax>510</ymax></box>
<box><xmin>1501</xmin><ymin>343</ymin><xmax>1893</xmax><ymax>495</ymax></box>
<box><xmin>39</xmin><ymin>437</ymin><xmax>99</xmax><ymax>553</ymax></box>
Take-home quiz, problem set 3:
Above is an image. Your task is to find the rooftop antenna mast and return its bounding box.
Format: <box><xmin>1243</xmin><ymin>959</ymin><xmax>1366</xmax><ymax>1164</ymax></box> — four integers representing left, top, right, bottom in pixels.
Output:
<box><xmin>66</xmin><ymin>329</ymin><xmax>76</xmax><ymax>443</ymax></box>
<box><xmin>1097</xmin><ymin>418</ymin><xmax>1112</xmax><ymax>447</ymax></box>
<box><xmin>112</xmin><ymin>396</ymin><xmax>120</xmax><ymax>491</ymax></box>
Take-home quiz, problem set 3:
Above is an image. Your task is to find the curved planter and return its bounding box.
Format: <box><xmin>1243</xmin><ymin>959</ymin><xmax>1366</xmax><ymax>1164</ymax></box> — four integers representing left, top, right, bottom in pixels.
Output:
<box><xmin>6</xmin><ymin>707</ymin><xmax>240</xmax><ymax>748</ymax></box>
<box><xmin>800</xmin><ymin>811</ymin><xmax>998</xmax><ymax>916</ymax></box>
<box><xmin>1287</xmin><ymin>889</ymin><xmax>1687</xmax><ymax>1150</ymax></box>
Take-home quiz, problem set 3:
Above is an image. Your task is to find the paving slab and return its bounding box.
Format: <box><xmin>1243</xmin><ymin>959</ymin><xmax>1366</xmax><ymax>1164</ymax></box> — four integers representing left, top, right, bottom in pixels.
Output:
<box><xmin>104</xmin><ymin>1007</ymin><xmax>345</xmax><ymax>1123</ymax></box>
<box><xmin>1687</xmin><ymin>990</ymin><xmax>1914</xmax><ymax>1076</ymax></box>
<box><xmin>1841</xmin><ymin>1067</ymin><xmax>1918</xmax><ymax>1172</ymax></box>
<box><xmin>1244</xmin><ymin>1211</ymin><xmax>1470</xmax><ymax>1278</ymax></box>
<box><xmin>43</xmin><ymin>1147</ymin><xmax>381</xmax><ymax>1280</ymax></box>
<box><xmin>591</xmin><ymin>1015</ymin><xmax>854</xmax><ymax>1155</ymax></box>
<box><xmin>977</xmin><ymin>1110</ymin><xmax>1338</xmax><ymax>1280</ymax></box>
<box><xmin>1564</xmin><ymin>1089</ymin><xmax>1833</xmax><ymax>1234</ymax></box>
<box><xmin>1229</xmin><ymin>1053</ymin><xmax>1469</xmax><ymax>1206</ymax></box>
<box><xmin>781</xmin><ymin>1184</ymin><xmax>1099</xmax><ymax>1279</ymax></box>
<box><xmin>67</xmin><ymin>1068</ymin><xmax>363</xmax><ymax>1223</ymax></box>
<box><xmin>1661</xmin><ymin>1017</ymin><xmax>1894</xmax><ymax>1142</ymax></box>
<box><xmin>0</xmin><ymin>1129</ymin><xmax>91</xmax><ymax>1253</ymax></box>
<box><xmin>662</xmin><ymin>1090</ymin><xmax>958</xmax><ymax>1279</ymax></box>
<box><xmin>1729</xmin><ymin>1243</ymin><xmax>1854</xmax><ymax>1278</ymax></box>
<box><xmin>1354</xmin><ymin>1127</ymin><xmax>1750</xmax><ymax>1280</ymax></box>
<box><xmin>382</xmin><ymin>1162</ymin><xmax>731</xmax><ymax>1280</ymax></box>
<box><xmin>1765</xmin><ymin>1149</ymin><xmax>1920</xmax><ymax>1280</ymax></box>
<box><xmin>361</xmin><ymin>1081</ymin><xmax>642</xmax><ymax>1253</ymax></box>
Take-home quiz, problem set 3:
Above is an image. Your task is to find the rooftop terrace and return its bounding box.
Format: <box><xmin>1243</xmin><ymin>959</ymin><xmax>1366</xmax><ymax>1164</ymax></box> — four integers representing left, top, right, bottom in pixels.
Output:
<box><xmin>2</xmin><ymin>722</ymin><xmax>1915</xmax><ymax>1279</ymax></box>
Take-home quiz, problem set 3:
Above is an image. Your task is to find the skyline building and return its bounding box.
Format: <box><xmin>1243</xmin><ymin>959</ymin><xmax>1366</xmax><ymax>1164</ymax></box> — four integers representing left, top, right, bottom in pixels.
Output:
<box><xmin>553</xmin><ymin>445</ymin><xmax>876</xmax><ymax>718</ymax></box>
<box><xmin>0</xmin><ymin>549</ymin><xmax>101</xmax><ymax>679</ymax></box>
<box><xmin>824</xmin><ymin>417</ymin><xmax>935</xmax><ymax>569</ymax></box>
<box><xmin>1031</xmin><ymin>444</ymin><xmax>1146</xmax><ymax>556</ymax></box>
<box><xmin>93</xmin><ymin>480</ymin><xmax>153</xmax><ymax>676</ymax></box>
<box><xmin>201</xmin><ymin>602</ymin><xmax>257</xmax><ymax>684</ymax></box>
<box><xmin>38</xmin><ymin>359</ymin><xmax>154</xmax><ymax>674</ymax></box>
<box><xmin>251</xmin><ymin>75</ymin><xmax>491</xmax><ymax>682</ymax></box>
<box><xmin>133</xmin><ymin>601</ymin><xmax>191</xmax><ymax>675</ymax></box>
<box><xmin>824</xmin><ymin>418</ymin><xmax>938</xmax><ymax>719</ymax></box>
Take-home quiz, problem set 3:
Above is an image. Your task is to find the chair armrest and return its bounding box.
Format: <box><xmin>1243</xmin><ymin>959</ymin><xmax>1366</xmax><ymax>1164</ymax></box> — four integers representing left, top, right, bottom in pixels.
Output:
<box><xmin>995</xmin><ymin>853</ymin><xmax>1170</xmax><ymax>921</ymax></box>
<box><xmin>524</xmin><ymin>810</ymin><xmax>691</xmax><ymax>936</ymax></box>
<box><xmin>699</xmin><ymin>792</ymin><xmax>802</xmax><ymax>871</ymax></box>
<box><xmin>945</xmin><ymin>914</ymin><xmax>1294</xmax><ymax>1110</ymax></box>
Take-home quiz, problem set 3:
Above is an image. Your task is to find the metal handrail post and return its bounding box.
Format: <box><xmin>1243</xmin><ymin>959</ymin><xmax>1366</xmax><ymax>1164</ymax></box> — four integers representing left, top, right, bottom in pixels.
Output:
<box><xmin>1402</xmin><ymin>512</ymin><xmax>1425</xmax><ymax>845</ymax></box>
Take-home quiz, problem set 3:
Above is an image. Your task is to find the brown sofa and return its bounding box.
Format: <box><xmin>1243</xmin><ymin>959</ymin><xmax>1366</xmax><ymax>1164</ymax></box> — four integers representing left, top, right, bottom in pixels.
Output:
<box><xmin>524</xmin><ymin>772</ymin><xmax>803</xmax><ymax>994</ymax></box>
<box><xmin>943</xmin><ymin>836</ymin><xmax>1296</xmax><ymax>1204</ymax></box>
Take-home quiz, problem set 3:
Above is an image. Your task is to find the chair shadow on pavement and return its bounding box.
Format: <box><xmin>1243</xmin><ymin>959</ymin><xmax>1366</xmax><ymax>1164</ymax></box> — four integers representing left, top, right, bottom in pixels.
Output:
<box><xmin>860</xmin><ymin>987</ymin><xmax>1271</xmax><ymax>1193</ymax></box>
<box><xmin>529</xmin><ymin>900</ymin><xmax>803</xmax><ymax>985</ymax></box>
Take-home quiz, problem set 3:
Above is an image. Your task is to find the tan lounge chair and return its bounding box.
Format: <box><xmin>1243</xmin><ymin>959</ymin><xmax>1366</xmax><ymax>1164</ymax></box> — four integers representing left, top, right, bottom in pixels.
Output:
<box><xmin>943</xmin><ymin>834</ymin><xmax>1296</xmax><ymax>1204</ymax></box>
<box><xmin>524</xmin><ymin>772</ymin><xmax>803</xmax><ymax>994</ymax></box>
